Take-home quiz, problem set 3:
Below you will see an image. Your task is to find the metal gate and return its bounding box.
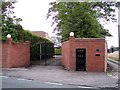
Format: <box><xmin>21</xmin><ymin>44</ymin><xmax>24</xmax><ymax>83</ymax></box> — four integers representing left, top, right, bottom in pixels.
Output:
<box><xmin>76</xmin><ymin>48</ymin><xmax>86</xmax><ymax>71</ymax></box>
<box><xmin>30</xmin><ymin>42</ymin><xmax>54</xmax><ymax>65</ymax></box>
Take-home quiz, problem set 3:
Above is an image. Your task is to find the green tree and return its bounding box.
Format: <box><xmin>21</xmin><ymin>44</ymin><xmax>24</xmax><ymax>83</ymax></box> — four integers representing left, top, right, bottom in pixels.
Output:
<box><xmin>47</xmin><ymin>2</ymin><xmax>116</xmax><ymax>41</ymax></box>
<box><xmin>0</xmin><ymin>1</ymin><xmax>24</xmax><ymax>42</ymax></box>
<box><xmin>50</xmin><ymin>36</ymin><xmax>61</xmax><ymax>47</ymax></box>
<box><xmin>0</xmin><ymin>1</ymin><xmax>53</xmax><ymax>45</ymax></box>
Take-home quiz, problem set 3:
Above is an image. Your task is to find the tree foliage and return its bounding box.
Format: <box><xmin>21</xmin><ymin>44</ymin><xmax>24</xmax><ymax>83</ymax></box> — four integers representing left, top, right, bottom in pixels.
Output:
<box><xmin>0</xmin><ymin>1</ymin><xmax>53</xmax><ymax>45</ymax></box>
<box><xmin>47</xmin><ymin>2</ymin><xmax>117</xmax><ymax>41</ymax></box>
<box><xmin>1</xmin><ymin>1</ymin><xmax>54</xmax><ymax>60</ymax></box>
<box><xmin>0</xmin><ymin>1</ymin><xmax>24</xmax><ymax>42</ymax></box>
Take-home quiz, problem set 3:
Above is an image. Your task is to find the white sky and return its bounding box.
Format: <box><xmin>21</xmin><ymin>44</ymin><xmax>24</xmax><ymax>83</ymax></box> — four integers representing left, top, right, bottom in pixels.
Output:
<box><xmin>13</xmin><ymin>0</ymin><xmax>119</xmax><ymax>48</ymax></box>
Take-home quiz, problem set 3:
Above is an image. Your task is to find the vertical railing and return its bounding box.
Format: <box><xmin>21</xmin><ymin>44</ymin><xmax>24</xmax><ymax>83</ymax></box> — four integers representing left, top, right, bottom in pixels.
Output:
<box><xmin>30</xmin><ymin>42</ymin><xmax>54</xmax><ymax>65</ymax></box>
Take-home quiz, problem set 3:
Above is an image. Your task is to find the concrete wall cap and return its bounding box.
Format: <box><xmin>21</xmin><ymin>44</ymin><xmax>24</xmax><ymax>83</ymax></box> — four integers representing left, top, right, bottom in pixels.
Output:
<box><xmin>75</xmin><ymin>38</ymin><xmax>105</xmax><ymax>40</ymax></box>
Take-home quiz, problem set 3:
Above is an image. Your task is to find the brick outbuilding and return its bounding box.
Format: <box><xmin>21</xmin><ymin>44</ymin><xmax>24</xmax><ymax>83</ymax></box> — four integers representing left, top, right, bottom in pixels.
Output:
<box><xmin>62</xmin><ymin>36</ymin><xmax>107</xmax><ymax>72</ymax></box>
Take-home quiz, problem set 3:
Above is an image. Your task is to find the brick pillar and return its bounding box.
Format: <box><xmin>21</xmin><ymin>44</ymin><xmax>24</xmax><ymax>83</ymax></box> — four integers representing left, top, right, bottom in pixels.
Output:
<box><xmin>24</xmin><ymin>41</ymin><xmax>30</xmax><ymax>66</ymax></box>
<box><xmin>69</xmin><ymin>36</ymin><xmax>75</xmax><ymax>41</ymax></box>
<box><xmin>6</xmin><ymin>38</ymin><xmax>12</xmax><ymax>67</ymax></box>
<box><xmin>69</xmin><ymin>36</ymin><xmax>76</xmax><ymax>70</ymax></box>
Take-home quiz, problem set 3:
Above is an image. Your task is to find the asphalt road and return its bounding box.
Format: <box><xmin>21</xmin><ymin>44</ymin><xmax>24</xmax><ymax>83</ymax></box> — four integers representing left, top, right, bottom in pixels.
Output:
<box><xmin>1</xmin><ymin>76</ymin><xmax>119</xmax><ymax>90</ymax></box>
<box><xmin>1</xmin><ymin>76</ymin><xmax>96</xmax><ymax>89</ymax></box>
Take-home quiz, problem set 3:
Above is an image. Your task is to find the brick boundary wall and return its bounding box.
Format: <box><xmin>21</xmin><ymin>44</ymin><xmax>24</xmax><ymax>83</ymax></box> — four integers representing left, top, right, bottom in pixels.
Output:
<box><xmin>0</xmin><ymin>40</ymin><xmax>2</xmax><ymax>68</ymax></box>
<box><xmin>0</xmin><ymin>39</ymin><xmax>30</xmax><ymax>68</ymax></box>
<box><xmin>62</xmin><ymin>37</ymin><xmax>107</xmax><ymax>72</ymax></box>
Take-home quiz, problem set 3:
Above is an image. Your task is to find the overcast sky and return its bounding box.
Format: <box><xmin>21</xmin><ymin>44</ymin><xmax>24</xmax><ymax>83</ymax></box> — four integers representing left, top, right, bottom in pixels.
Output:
<box><xmin>13</xmin><ymin>0</ymin><xmax>118</xmax><ymax>48</ymax></box>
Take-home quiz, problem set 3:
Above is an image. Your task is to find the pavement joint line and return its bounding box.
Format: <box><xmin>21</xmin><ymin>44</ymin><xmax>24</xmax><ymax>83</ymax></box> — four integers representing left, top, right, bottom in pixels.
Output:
<box><xmin>44</xmin><ymin>82</ymin><xmax>63</xmax><ymax>86</ymax></box>
<box><xmin>0</xmin><ymin>76</ymin><xmax>8</xmax><ymax>78</ymax></box>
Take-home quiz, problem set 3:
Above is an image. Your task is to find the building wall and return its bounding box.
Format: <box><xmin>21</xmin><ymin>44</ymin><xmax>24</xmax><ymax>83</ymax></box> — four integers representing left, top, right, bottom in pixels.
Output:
<box><xmin>0</xmin><ymin>39</ymin><xmax>30</xmax><ymax>68</ymax></box>
<box><xmin>62</xmin><ymin>37</ymin><xmax>107</xmax><ymax>72</ymax></box>
<box><xmin>31</xmin><ymin>31</ymin><xmax>49</xmax><ymax>39</ymax></box>
<box><xmin>104</xmin><ymin>42</ymin><xmax>108</xmax><ymax>71</ymax></box>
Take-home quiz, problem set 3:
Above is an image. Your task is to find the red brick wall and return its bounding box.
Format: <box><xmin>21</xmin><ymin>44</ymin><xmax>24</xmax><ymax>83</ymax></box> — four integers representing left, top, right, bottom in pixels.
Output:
<box><xmin>62</xmin><ymin>41</ymin><xmax>70</xmax><ymax>70</ymax></box>
<box><xmin>104</xmin><ymin>42</ymin><xmax>108</xmax><ymax>72</ymax></box>
<box><xmin>0</xmin><ymin>39</ymin><xmax>30</xmax><ymax>68</ymax></box>
<box><xmin>62</xmin><ymin>37</ymin><xmax>107</xmax><ymax>72</ymax></box>
<box><xmin>0</xmin><ymin>41</ymin><xmax>2</xmax><ymax>67</ymax></box>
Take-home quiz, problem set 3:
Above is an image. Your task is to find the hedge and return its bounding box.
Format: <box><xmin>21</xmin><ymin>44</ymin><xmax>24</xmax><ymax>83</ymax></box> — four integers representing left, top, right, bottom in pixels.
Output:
<box><xmin>1</xmin><ymin>29</ymin><xmax>54</xmax><ymax>60</ymax></box>
<box><xmin>54</xmin><ymin>48</ymin><xmax>61</xmax><ymax>55</ymax></box>
<box><xmin>23</xmin><ymin>30</ymin><xmax>53</xmax><ymax>46</ymax></box>
<box><xmin>23</xmin><ymin>30</ymin><xmax>54</xmax><ymax>60</ymax></box>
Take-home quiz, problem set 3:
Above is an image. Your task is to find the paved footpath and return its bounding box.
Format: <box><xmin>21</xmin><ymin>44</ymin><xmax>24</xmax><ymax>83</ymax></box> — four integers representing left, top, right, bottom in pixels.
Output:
<box><xmin>1</xmin><ymin>66</ymin><xmax>118</xmax><ymax>88</ymax></box>
<box><xmin>0</xmin><ymin>56</ymin><xmax>119</xmax><ymax>89</ymax></box>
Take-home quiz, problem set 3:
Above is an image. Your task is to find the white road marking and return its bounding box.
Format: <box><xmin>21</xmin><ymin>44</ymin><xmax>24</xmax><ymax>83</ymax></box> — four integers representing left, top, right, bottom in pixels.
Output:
<box><xmin>0</xmin><ymin>76</ymin><xmax>9</xmax><ymax>78</ymax></box>
<box><xmin>3</xmin><ymin>68</ymin><xmax>28</xmax><ymax>71</ymax></box>
<box><xmin>44</xmin><ymin>82</ymin><xmax>63</xmax><ymax>86</ymax></box>
<box><xmin>78</xmin><ymin>86</ymin><xmax>93</xmax><ymax>88</ymax></box>
<box><xmin>17</xmin><ymin>78</ymin><xmax>32</xmax><ymax>81</ymax></box>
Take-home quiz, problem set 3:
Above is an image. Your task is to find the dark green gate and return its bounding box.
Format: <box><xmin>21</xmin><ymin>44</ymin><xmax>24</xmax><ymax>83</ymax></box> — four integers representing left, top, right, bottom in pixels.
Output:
<box><xmin>30</xmin><ymin>41</ymin><xmax>54</xmax><ymax>62</ymax></box>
